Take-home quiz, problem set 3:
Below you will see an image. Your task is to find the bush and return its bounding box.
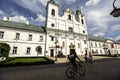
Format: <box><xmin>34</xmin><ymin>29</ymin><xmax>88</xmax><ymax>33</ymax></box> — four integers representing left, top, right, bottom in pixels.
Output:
<box><xmin>0</xmin><ymin>43</ymin><xmax>10</xmax><ymax>58</ymax></box>
<box><xmin>0</xmin><ymin>57</ymin><xmax>54</xmax><ymax>67</ymax></box>
<box><xmin>57</xmin><ymin>51</ymin><xmax>66</xmax><ymax>58</ymax></box>
<box><xmin>93</xmin><ymin>54</ymin><xmax>120</xmax><ymax>57</ymax></box>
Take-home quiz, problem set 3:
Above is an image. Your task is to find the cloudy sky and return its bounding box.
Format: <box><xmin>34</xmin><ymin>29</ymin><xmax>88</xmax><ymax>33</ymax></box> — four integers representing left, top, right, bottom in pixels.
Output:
<box><xmin>0</xmin><ymin>0</ymin><xmax>120</xmax><ymax>40</ymax></box>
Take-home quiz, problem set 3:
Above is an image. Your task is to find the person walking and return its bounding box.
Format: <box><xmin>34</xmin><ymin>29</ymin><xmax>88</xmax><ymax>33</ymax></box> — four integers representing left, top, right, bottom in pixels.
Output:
<box><xmin>84</xmin><ymin>53</ymin><xmax>88</xmax><ymax>65</ymax></box>
<box><xmin>88</xmin><ymin>52</ymin><xmax>93</xmax><ymax>65</ymax></box>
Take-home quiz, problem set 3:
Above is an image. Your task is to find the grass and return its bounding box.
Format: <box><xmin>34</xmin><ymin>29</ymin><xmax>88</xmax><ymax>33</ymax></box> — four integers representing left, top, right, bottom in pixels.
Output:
<box><xmin>0</xmin><ymin>57</ymin><xmax>54</xmax><ymax>67</ymax></box>
<box><xmin>93</xmin><ymin>54</ymin><xmax>120</xmax><ymax>57</ymax></box>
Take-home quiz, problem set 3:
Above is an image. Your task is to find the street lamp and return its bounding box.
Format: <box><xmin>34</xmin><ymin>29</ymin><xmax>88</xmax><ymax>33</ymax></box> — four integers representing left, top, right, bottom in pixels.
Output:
<box><xmin>110</xmin><ymin>0</ymin><xmax>120</xmax><ymax>17</ymax></box>
<box><xmin>54</xmin><ymin>37</ymin><xmax>58</xmax><ymax>61</ymax></box>
<box><xmin>0</xmin><ymin>45</ymin><xmax>1</xmax><ymax>57</ymax></box>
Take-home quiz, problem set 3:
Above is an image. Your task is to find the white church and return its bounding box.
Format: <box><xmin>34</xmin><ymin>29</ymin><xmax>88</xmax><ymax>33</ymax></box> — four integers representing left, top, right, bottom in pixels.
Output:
<box><xmin>0</xmin><ymin>0</ymin><xmax>120</xmax><ymax>57</ymax></box>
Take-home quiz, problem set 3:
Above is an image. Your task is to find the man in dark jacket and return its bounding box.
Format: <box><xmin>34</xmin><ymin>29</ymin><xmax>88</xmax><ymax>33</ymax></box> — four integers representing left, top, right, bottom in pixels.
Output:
<box><xmin>68</xmin><ymin>49</ymin><xmax>81</xmax><ymax>72</ymax></box>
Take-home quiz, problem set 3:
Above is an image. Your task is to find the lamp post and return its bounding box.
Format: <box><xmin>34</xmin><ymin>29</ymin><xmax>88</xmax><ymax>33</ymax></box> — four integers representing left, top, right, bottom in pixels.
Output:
<box><xmin>0</xmin><ymin>45</ymin><xmax>1</xmax><ymax>57</ymax></box>
<box><xmin>54</xmin><ymin>37</ymin><xmax>58</xmax><ymax>61</ymax></box>
<box><xmin>110</xmin><ymin>0</ymin><xmax>120</xmax><ymax>17</ymax></box>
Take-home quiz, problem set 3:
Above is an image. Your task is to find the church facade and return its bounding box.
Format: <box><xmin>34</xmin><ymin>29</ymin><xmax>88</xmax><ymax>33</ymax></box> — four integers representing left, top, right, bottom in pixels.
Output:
<box><xmin>0</xmin><ymin>0</ymin><xmax>120</xmax><ymax>57</ymax></box>
<box><xmin>45</xmin><ymin>1</ymin><xmax>89</xmax><ymax>57</ymax></box>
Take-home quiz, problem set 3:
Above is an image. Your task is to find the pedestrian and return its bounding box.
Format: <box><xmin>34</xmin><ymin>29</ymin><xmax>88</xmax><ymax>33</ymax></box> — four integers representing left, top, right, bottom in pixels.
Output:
<box><xmin>88</xmin><ymin>52</ymin><xmax>93</xmax><ymax>65</ymax></box>
<box><xmin>84</xmin><ymin>53</ymin><xmax>88</xmax><ymax>65</ymax></box>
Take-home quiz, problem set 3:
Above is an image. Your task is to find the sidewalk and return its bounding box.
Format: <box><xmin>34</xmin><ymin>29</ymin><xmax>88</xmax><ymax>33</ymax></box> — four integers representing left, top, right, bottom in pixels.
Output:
<box><xmin>47</xmin><ymin>56</ymin><xmax>119</xmax><ymax>63</ymax></box>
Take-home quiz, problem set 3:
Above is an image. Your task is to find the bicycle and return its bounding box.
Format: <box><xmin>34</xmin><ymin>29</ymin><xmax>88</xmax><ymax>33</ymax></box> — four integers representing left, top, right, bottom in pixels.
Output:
<box><xmin>66</xmin><ymin>60</ymin><xmax>86</xmax><ymax>78</ymax></box>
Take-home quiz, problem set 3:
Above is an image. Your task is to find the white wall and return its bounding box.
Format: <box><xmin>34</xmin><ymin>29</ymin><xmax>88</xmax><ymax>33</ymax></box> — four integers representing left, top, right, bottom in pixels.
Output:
<box><xmin>0</xmin><ymin>27</ymin><xmax>45</xmax><ymax>57</ymax></box>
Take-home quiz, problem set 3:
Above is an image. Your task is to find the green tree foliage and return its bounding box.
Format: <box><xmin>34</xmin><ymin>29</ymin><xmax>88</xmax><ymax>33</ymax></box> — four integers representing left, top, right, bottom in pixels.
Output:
<box><xmin>0</xmin><ymin>43</ymin><xmax>10</xmax><ymax>57</ymax></box>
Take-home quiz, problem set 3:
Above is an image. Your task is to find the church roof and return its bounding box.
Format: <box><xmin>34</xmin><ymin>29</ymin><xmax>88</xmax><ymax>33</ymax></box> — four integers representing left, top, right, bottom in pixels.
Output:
<box><xmin>0</xmin><ymin>20</ymin><xmax>45</xmax><ymax>33</ymax></box>
<box><xmin>64</xmin><ymin>8</ymin><xmax>74</xmax><ymax>14</ymax></box>
<box><xmin>88</xmin><ymin>35</ymin><xmax>106</xmax><ymax>42</ymax></box>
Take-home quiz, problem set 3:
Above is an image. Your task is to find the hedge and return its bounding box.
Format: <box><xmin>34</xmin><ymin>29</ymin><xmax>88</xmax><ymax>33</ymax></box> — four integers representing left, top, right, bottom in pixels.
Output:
<box><xmin>0</xmin><ymin>57</ymin><xmax>54</xmax><ymax>67</ymax></box>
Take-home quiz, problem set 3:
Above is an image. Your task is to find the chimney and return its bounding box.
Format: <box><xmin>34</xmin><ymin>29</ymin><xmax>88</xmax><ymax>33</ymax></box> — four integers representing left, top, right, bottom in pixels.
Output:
<box><xmin>3</xmin><ymin>16</ymin><xmax>9</xmax><ymax>21</ymax></box>
<box><xmin>26</xmin><ymin>21</ymin><xmax>30</xmax><ymax>25</ymax></box>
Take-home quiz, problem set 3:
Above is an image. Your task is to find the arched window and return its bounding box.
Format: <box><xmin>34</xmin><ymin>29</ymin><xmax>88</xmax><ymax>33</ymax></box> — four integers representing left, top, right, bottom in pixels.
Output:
<box><xmin>51</xmin><ymin>9</ymin><xmax>55</xmax><ymax>16</ymax></box>
<box><xmin>81</xmin><ymin>19</ymin><xmax>84</xmax><ymax>24</ymax></box>
<box><xmin>62</xmin><ymin>42</ymin><xmax>65</xmax><ymax>48</ymax></box>
<box><xmin>68</xmin><ymin>14</ymin><xmax>71</xmax><ymax>20</ymax></box>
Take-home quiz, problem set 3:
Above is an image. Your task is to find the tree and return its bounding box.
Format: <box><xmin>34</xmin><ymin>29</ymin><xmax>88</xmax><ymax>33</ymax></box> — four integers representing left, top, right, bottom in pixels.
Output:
<box><xmin>0</xmin><ymin>43</ymin><xmax>10</xmax><ymax>58</ymax></box>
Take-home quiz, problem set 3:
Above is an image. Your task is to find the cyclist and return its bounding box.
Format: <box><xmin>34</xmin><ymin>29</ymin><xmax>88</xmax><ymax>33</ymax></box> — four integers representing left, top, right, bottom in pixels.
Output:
<box><xmin>68</xmin><ymin>49</ymin><xmax>81</xmax><ymax>72</ymax></box>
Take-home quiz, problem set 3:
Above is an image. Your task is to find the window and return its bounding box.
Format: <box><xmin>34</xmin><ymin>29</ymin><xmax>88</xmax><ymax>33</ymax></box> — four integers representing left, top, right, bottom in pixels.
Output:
<box><xmin>78</xmin><ymin>43</ymin><xmax>80</xmax><ymax>48</ymax></box>
<box><xmin>68</xmin><ymin>14</ymin><xmax>71</xmax><ymax>20</ymax></box>
<box><xmin>15</xmin><ymin>33</ymin><xmax>20</xmax><ymax>40</ymax></box>
<box><xmin>100</xmin><ymin>50</ymin><xmax>102</xmax><ymax>54</ymax></box>
<box><xmin>12</xmin><ymin>47</ymin><xmax>17</xmax><ymax>54</ymax></box>
<box><xmin>84</xmin><ymin>40</ymin><xmax>86</xmax><ymax>44</ymax></box>
<box><xmin>51</xmin><ymin>36</ymin><xmax>54</xmax><ymax>41</ymax></box>
<box><xmin>68</xmin><ymin>27</ymin><xmax>73</xmax><ymax>32</ymax></box>
<box><xmin>40</xmin><ymin>36</ymin><xmax>43</xmax><ymax>42</ymax></box>
<box><xmin>99</xmin><ymin>43</ymin><xmax>101</xmax><ymax>47</ymax></box>
<box><xmin>95</xmin><ymin>42</ymin><xmax>97</xmax><ymax>47</ymax></box>
<box><xmin>91</xmin><ymin>42</ymin><xmax>93</xmax><ymax>46</ymax></box>
<box><xmin>81</xmin><ymin>19</ymin><xmax>84</xmax><ymax>25</ymax></box>
<box><xmin>51</xmin><ymin>9</ymin><xmax>55</xmax><ymax>16</ymax></box>
<box><xmin>28</xmin><ymin>34</ymin><xmax>32</xmax><ymax>41</ymax></box>
<box><xmin>96</xmin><ymin>50</ymin><xmax>98</xmax><ymax>53</ymax></box>
<box><xmin>0</xmin><ymin>31</ymin><xmax>4</xmax><ymax>39</ymax></box>
<box><xmin>83</xmin><ymin>31</ymin><xmax>85</xmax><ymax>33</ymax></box>
<box><xmin>26</xmin><ymin>47</ymin><xmax>31</xmax><ymax>54</ymax></box>
<box><xmin>51</xmin><ymin>24</ymin><xmax>55</xmax><ymax>27</ymax></box>
<box><xmin>62</xmin><ymin>42</ymin><xmax>65</xmax><ymax>48</ymax></box>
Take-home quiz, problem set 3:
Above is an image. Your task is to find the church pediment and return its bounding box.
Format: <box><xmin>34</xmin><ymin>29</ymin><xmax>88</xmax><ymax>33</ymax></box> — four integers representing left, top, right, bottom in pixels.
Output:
<box><xmin>64</xmin><ymin>8</ymin><xmax>74</xmax><ymax>14</ymax></box>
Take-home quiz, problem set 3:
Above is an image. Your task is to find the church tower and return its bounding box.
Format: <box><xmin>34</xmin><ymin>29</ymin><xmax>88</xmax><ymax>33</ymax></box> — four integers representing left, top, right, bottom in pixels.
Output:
<box><xmin>45</xmin><ymin>0</ymin><xmax>59</xmax><ymax>57</ymax></box>
<box><xmin>45</xmin><ymin>0</ymin><xmax>59</xmax><ymax>29</ymax></box>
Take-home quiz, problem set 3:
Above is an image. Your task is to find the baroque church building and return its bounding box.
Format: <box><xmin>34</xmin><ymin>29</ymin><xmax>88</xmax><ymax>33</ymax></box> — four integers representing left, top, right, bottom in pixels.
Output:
<box><xmin>45</xmin><ymin>0</ymin><xmax>88</xmax><ymax>57</ymax></box>
<box><xmin>0</xmin><ymin>0</ymin><xmax>120</xmax><ymax>57</ymax></box>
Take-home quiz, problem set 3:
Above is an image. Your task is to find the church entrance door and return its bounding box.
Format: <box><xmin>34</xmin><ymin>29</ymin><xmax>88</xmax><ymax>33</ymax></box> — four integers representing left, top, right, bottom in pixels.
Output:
<box><xmin>50</xmin><ymin>49</ymin><xmax>54</xmax><ymax>57</ymax></box>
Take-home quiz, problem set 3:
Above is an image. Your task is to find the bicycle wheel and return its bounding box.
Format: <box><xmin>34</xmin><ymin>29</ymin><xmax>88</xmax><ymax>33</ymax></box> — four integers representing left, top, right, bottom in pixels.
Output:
<box><xmin>78</xmin><ymin>64</ymin><xmax>86</xmax><ymax>76</ymax></box>
<box><xmin>66</xmin><ymin>67</ymin><xmax>76</xmax><ymax>78</ymax></box>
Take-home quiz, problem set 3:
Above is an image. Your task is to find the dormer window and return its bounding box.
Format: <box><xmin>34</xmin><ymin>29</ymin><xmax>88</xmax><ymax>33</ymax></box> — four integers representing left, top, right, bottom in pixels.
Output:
<box><xmin>51</xmin><ymin>9</ymin><xmax>55</xmax><ymax>16</ymax></box>
<box><xmin>68</xmin><ymin>14</ymin><xmax>71</xmax><ymax>20</ymax></box>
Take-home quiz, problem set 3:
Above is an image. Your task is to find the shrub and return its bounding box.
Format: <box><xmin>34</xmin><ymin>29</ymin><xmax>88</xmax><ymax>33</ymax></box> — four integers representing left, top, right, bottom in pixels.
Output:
<box><xmin>0</xmin><ymin>57</ymin><xmax>54</xmax><ymax>67</ymax></box>
<box><xmin>0</xmin><ymin>43</ymin><xmax>10</xmax><ymax>58</ymax></box>
<box><xmin>57</xmin><ymin>51</ymin><xmax>66</xmax><ymax>58</ymax></box>
<box><xmin>93</xmin><ymin>54</ymin><xmax>120</xmax><ymax>57</ymax></box>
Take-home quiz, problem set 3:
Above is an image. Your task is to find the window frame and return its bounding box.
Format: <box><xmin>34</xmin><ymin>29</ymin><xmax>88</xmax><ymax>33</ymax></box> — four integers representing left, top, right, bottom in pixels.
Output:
<box><xmin>39</xmin><ymin>36</ymin><xmax>43</xmax><ymax>42</ymax></box>
<box><xmin>0</xmin><ymin>31</ymin><xmax>4</xmax><ymax>39</ymax></box>
<box><xmin>26</xmin><ymin>47</ymin><xmax>31</xmax><ymax>54</ymax></box>
<box><xmin>12</xmin><ymin>46</ymin><xmax>18</xmax><ymax>54</ymax></box>
<box><xmin>28</xmin><ymin>34</ymin><xmax>32</xmax><ymax>41</ymax></box>
<box><xmin>15</xmin><ymin>33</ymin><xmax>20</xmax><ymax>40</ymax></box>
<box><xmin>51</xmin><ymin>9</ymin><xmax>55</xmax><ymax>16</ymax></box>
<box><xmin>68</xmin><ymin>27</ymin><xmax>73</xmax><ymax>32</ymax></box>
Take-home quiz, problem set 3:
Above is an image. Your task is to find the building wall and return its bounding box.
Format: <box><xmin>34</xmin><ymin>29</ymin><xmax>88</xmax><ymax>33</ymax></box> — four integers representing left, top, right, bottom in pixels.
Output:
<box><xmin>0</xmin><ymin>27</ymin><xmax>45</xmax><ymax>57</ymax></box>
<box><xmin>89</xmin><ymin>40</ymin><xmax>120</xmax><ymax>55</ymax></box>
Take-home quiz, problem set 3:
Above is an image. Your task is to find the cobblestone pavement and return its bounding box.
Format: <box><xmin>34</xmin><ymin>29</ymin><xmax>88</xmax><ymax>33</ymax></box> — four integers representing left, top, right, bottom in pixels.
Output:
<box><xmin>0</xmin><ymin>58</ymin><xmax>120</xmax><ymax>80</ymax></box>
